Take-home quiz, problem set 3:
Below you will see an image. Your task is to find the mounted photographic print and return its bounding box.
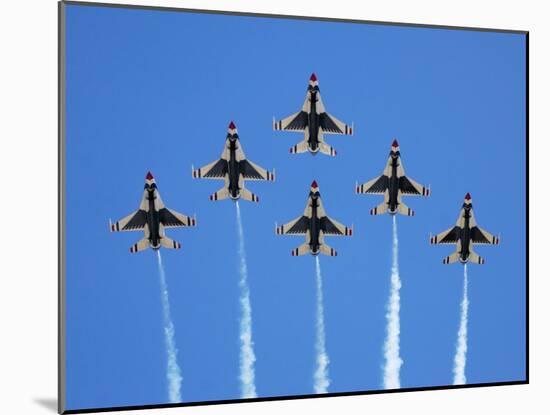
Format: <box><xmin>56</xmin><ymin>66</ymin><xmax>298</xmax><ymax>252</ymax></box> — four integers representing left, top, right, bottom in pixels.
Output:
<box><xmin>58</xmin><ymin>1</ymin><xmax>528</xmax><ymax>413</ymax></box>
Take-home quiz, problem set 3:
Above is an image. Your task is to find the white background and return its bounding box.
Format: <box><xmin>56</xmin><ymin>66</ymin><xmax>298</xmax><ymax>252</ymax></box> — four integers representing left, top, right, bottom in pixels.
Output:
<box><xmin>0</xmin><ymin>0</ymin><xmax>542</xmax><ymax>414</ymax></box>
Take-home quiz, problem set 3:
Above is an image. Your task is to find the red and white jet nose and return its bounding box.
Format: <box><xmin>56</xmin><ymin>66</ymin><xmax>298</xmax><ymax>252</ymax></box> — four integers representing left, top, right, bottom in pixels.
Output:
<box><xmin>391</xmin><ymin>139</ymin><xmax>400</xmax><ymax>150</ymax></box>
<box><xmin>227</xmin><ymin>121</ymin><xmax>237</xmax><ymax>135</ymax></box>
<box><xmin>310</xmin><ymin>180</ymin><xmax>319</xmax><ymax>192</ymax></box>
<box><xmin>464</xmin><ymin>192</ymin><xmax>472</xmax><ymax>204</ymax></box>
<box><xmin>309</xmin><ymin>73</ymin><xmax>319</xmax><ymax>86</ymax></box>
<box><xmin>145</xmin><ymin>171</ymin><xmax>155</xmax><ymax>183</ymax></box>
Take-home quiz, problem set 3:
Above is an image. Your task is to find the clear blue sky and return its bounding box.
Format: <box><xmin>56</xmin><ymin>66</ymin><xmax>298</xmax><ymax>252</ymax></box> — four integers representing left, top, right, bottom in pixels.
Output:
<box><xmin>64</xmin><ymin>4</ymin><xmax>526</xmax><ymax>411</ymax></box>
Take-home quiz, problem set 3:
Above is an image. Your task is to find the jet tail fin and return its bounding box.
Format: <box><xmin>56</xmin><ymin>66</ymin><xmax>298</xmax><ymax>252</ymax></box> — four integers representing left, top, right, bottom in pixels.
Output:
<box><xmin>469</xmin><ymin>250</ymin><xmax>485</xmax><ymax>265</ymax></box>
<box><xmin>370</xmin><ymin>201</ymin><xmax>388</xmax><ymax>215</ymax></box>
<box><xmin>240</xmin><ymin>188</ymin><xmax>260</xmax><ymax>203</ymax></box>
<box><xmin>397</xmin><ymin>202</ymin><xmax>415</xmax><ymax>217</ymax></box>
<box><xmin>209</xmin><ymin>188</ymin><xmax>230</xmax><ymax>201</ymax></box>
<box><xmin>319</xmin><ymin>243</ymin><xmax>338</xmax><ymax>257</ymax></box>
<box><xmin>129</xmin><ymin>238</ymin><xmax>149</xmax><ymax>253</ymax></box>
<box><xmin>160</xmin><ymin>236</ymin><xmax>182</xmax><ymax>250</ymax></box>
<box><xmin>442</xmin><ymin>252</ymin><xmax>460</xmax><ymax>264</ymax></box>
<box><xmin>291</xmin><ymin>243</ymin><xmax>310</xmax><ymax>256</ymax></box>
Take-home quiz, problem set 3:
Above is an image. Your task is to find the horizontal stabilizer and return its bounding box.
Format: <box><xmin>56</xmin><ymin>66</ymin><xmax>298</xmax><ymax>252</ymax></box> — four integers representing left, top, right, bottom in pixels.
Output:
<box><xmin>291</xmin><ymin>243</ymin><xmax>310</xmax><ymax>256</ymax></box>
<box><xmin>397</xmin><ymin>203</ymin><xmax>415</xmax><ymax>217</ymax></box>
<box><xmin>319</xmin><ymin>142</ymin><xmax>337</xmax><ymax>157</ymax></box>
<box><xmin>370</xmin><ymin>202</ymin><xmax>388</xmax><ymax>215</ymax></box>
<box><xmin>240</xmin><ymin>188</ymin><xmax>260</xmax><ymax>203</ymax></box>
<box><xmin>319</xmin><ymin>243</ymin><xmax>338</xmax><ymax>257</ymax></box>
<box><xmin>209</xmin><ymin>188</ymin><xmax>230</xmax><ymax>201</ymax></box>
<box><xmin>129</xmin><ymin>238</ymin><xmax>149</xmax><ymax>253</ymax></box>
<box><xmin>469</xmin><ymin>251</ymin><xmax>485</xmax><ymax>265</ymax></box>
<box><xmin>289</xmin><ymin>140</ymin><xmax>310</xmax><ymax>155</ymax></box>
<box><xmin>442</xmin><ymin>252</ymin><xmax>460</xmax><ymax>264</ymax></box>
<box><xmin>160</xmin><ymin>236</ymin><xmax>182</xmax><ymax>250</ymax></box>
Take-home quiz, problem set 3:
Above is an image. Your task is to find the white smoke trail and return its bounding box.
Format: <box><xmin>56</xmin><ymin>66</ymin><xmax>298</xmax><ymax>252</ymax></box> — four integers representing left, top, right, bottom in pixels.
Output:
<box><xmin>314</xmin><ymin>256</ymin><xmax>330</xmax><ymax>393</ymax></box>
<box><xmin>156</xmin><ymin>250</ymin><xmax>183</xmax><ymax>403</ymax></box>
<box><xmin>383</xmin><ymin>215</ymin><xmax>403</xmax><ymax>389</ymax></box>
<box><xmin>453</xmin><ymin>264</ymin><xmax>469</xmax><ymax>385</ymax></box>
<box><xmin>235</xmin><ymin>201</ymin><xmax>257</xmax><ymax>399</ymax></box>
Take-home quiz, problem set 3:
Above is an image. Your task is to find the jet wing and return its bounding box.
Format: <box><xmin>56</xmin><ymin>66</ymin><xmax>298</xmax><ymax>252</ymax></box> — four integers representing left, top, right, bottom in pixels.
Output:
<box><xmin>399</xmin><ymin>176</ymin><xmax>430</xmax><ymax>196</ymax></box>
<box><xmin>239</xmin><ymin>160</ymin><xmax>275</xmax><ymax>181</ymax></box>
<box><xmin>357</xmin><ymin>175</ymin><xmax>389</xmax><ymax>195</ymax></box>
<box><xmin>193</xmin><ymin>139</ymin><xmax>231</xmax><ymax>179</ymax></box>
<box><xmin>319</xmin><ymin>112</ymin><xmax>353</xmax><ymax>135</ymax></box>
<box><xmin>470</xmin><ymin>226</ymin><xmax>500</xmax><ymax>245</ymax></box>
<box><xmin>159</xmin><ymin>208</ymin><xmax>196</xmax><ymax>228</ymax></box>
<box><xmin>320</xmin><ymin>216</ymin><xmax>353</xmax><ymax>236</ymax></box>
<box><xmin>430</xmin><ymin>226</ymin><xmax>461</xmax><ymax>244</ymax></box>
<box><xmin>273</xmin><ymin>111</ymin><xmax>308</xmax><ymax>132</ymax></box>
<box><xmin>111</xmin><ymin>210</ymin><xmax>147</xmax><ymax>232</ymax></box>
<box><xmin>192</xmin><ymin>159</ymin><xmax>228</xmax><ymax>179</ymax></box>
<box><xmin>276</xmin><ymin>216</ymin><xmax>310</xmax><ymax>235</ymax></box>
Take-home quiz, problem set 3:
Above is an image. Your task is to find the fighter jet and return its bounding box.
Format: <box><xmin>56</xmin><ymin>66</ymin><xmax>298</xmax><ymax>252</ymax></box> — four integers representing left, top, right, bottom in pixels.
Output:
<box><xmin>273</xmin><ymin>73</ymin><xmax>353</xmax><ymax>156</ymax></box>
<box><xmin>356</xmin><ymin>139</ymin><xmax>430</xmax><ymax>216</ymax></box>
<box><xmin>192</xmin><ymin>121</ymin><xmax>275</xmax><ymax>202</ymax></box>
<box><xmin>275</xmin><ymin>180</ymin><xmax>353</xmax><ymax>256</ymax></box>
<box><xmin>430</xmin><ymin>193</ymin><xmax>500</xmax><ymax>264</ymax></box>
<box><xmin>110</xmin><ymin>172</ymin><xmax>196</xmax><ymax>253</ymax></box>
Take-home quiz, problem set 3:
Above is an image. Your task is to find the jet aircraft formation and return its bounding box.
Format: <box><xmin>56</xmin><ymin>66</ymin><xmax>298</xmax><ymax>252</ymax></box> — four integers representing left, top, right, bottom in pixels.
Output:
<box><xmin>110</xmin><ymin>73</ymin><xmax>499</xmax><ymax>264</ymax></box>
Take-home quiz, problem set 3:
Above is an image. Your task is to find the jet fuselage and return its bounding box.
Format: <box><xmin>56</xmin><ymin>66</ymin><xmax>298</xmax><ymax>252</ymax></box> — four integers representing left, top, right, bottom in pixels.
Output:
<box><xmin>145</xmin><ymin>186</ymin><xmax>161</xmax><ymax>249</ymax></box>
<box><xmin>227</xmin><ymin>138</ymin><xmax>241</xmax><ymax>200</ymax></box>
<box><xmin>308</xmin><ymin>193</ymin><xmax>322</xmax><ymax>254</ymax></box>
<box><xmin>459</xmin><ymin>206</ymin><xmax>473</xmax><ymax>263</ymax></box>
<box><xmin>388</xmin><ymin>154</ymin><xmax>401</xmax><ymax>214</ymax></box>
<box><xmin>307</xmin><ymin>89</ymin><xmax>321</xmax><ymax>153</ymax></box>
